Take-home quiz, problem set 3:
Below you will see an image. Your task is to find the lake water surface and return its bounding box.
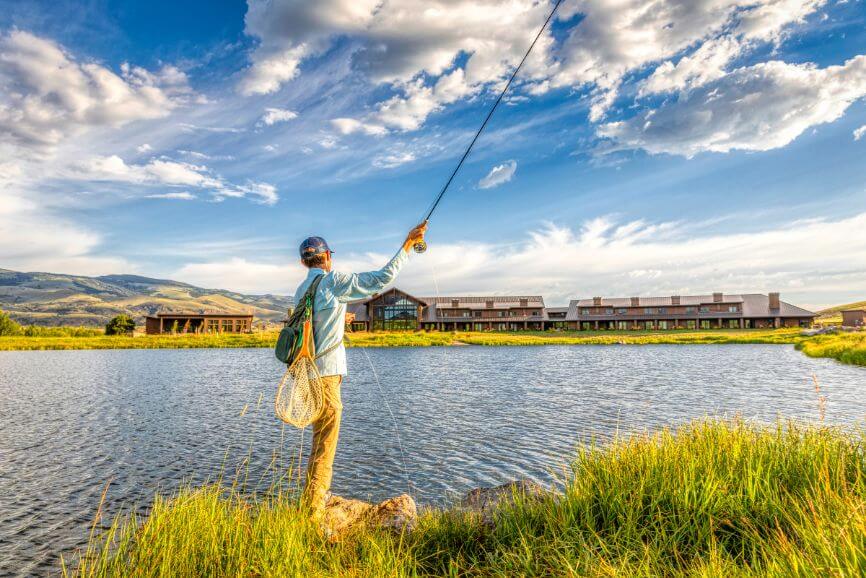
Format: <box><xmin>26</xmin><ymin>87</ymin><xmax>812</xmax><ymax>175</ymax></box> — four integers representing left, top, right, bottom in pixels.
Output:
<box><xmin>1</xmin><ymin>344</ymin><xmax>864</xmax><ymax>575</ymax></box>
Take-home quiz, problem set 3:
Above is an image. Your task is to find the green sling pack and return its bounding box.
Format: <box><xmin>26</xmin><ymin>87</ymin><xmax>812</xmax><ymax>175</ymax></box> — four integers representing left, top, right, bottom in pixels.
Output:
<box><xmin>275</xmin><ymin>274</ymin><xmax>323</xmax><ymax>365</ymax></box>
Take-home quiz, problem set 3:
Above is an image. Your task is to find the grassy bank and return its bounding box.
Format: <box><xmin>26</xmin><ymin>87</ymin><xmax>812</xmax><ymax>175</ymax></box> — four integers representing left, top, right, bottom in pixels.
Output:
<box><xmin>0</xmin><ymin>328</ymin><xmax>806</xmax><ymax>351</ymax></box>
<box><xmin>3</xmin><ymin>328</ymin><xmax>866</xmax><ymax>369</ymax></box>
<box><xmin>0</xmin><ymin>332</ymin><xmax>280</xmax><ymax>351</ymax></box>
<box><xmin>66</xmin><ymin>419</ymin><xmax>866</xmax><ymax>577</ymax></box>
<box><xmin>797</xmin><ymin>332</ymin><xmax>866</xmax><ymax>367</ymax></box>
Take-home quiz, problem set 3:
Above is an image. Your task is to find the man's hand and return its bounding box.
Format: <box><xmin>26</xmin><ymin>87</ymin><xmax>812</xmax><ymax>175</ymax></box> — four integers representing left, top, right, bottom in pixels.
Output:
<box><xmin>403</xmin><ymin>222</ymin><xmax>428</xmax><ymax>252</ymax></box>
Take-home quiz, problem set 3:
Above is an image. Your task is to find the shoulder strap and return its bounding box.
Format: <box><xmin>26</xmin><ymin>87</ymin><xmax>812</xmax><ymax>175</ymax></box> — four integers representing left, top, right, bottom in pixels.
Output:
<box><xmin>302</xmin><ymin>273</ymin><xmax>325</xmax><ymax>319</ymax></box>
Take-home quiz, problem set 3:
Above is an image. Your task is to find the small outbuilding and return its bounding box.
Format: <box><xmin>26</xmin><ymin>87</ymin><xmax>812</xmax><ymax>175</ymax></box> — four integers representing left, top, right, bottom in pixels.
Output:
<box><xmin>145</xmin><ymin>312</ymin><xmax>254</xmax><ymax>334</ymax></box>
<box><xmin>841</xmin><ymin>309</ymin><xmax>866</xmax><ymax>328</ymax></box>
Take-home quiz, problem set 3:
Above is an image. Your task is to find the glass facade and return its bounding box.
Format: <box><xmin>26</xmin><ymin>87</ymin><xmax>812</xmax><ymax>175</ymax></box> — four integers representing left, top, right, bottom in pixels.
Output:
<box><xmin>372</xmin><ymin>293</ymin><xmax>419</xmax><ymax>330</ymax></box>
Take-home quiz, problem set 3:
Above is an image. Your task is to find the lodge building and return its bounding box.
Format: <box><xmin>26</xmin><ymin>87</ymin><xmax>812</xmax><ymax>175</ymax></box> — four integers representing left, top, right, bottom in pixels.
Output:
<box><xmin>144</xmin><ymin>312</ymin><xmax>253</xmax><ymax>334</ymax></box>
<box><xmin>346</xmin><ymin>289</ymin><xmax>816</xmax><ymax>331</ymax></box>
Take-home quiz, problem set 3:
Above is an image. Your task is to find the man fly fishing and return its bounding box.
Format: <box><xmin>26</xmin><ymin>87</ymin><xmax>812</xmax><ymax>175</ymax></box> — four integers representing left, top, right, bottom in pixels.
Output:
<box><xmin>294</xmin><ymin>222</ymin><xmax>427</xmax><ymax>519</ymax></box>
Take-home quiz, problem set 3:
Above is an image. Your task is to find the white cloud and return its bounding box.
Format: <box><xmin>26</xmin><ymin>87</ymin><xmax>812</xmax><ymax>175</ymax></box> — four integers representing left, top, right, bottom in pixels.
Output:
<box><xmin>331</xmin><ymin>118</ymin><xmax>387</xmax><ymax>136</ymax></box>
<box><xmin>372</xmin><ymin>151</ymin><xmax>416</xmax><ymax>168</ymax></box>
<box><xmin>69</xmin><ymin>155</ymin><xmax>279</xmax><ymax>205</ymax></box>
<box><xmin>145</xmin><ymin>191</ymin><xmax>196</xmax><ymax>200</ymax></box>
<box><xmin>0</xmin><ymin>189</ymin><xmax>133</xmax><ymax>275</ymax></box>
<box><xmin>854</xmin><ymin>125</ymin><xmax>866</xmax><ymax>141</ymax></box>
<box><xmin>172</xmin><ymin>212</ymin><xmax>866</xmax><ymax>307</ymax></box>
<box><xmin>599</xmin><ymin>56</ymin><xmax>866</xmax><ymax>156</ymax></box>
<box><xmin>0</xmin><ymin>30</ymin><xmax>183</xmax><ymax>155</ymax></box>
<box><xmin>174</xmin><ymin>258</ymin><xmax>299</xmax><ymax>294</ymax></box>
<box><xmin>136</xmin><ymin>143</ymin><xmax>153</xmax><ymax>153</ymax></box>
<box><xmin>238</xmin><ymin>0</ymin><xmax>827</xmax><ymax>134</ymax></box>
<box><xmin>478</xmin><ymin>160</ymin><xmax>517</xmax><ymax>189</ymax></box>
<box><xmin>257</xmin><ymin>107</ymin><xmax>298</xmax><ymax>126</ymax></box>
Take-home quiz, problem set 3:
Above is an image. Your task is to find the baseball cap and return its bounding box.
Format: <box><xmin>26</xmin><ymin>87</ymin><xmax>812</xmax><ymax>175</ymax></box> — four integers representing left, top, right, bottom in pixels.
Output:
<box><xmin>299</xmin><ymin>236</ymin><xmax>333</xmax><ymax>258</ymax></box>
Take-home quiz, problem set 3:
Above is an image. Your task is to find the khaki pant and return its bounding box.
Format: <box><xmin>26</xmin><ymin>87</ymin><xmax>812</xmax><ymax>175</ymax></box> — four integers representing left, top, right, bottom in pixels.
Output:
<box><xmin>304</xmin><ymin>375</ymin><xmax>343</xmax><ymax>515</ymax></box>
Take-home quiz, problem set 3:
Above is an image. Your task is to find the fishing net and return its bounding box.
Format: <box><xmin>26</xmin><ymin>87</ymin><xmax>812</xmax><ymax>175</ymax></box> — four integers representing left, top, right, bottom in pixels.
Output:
<box><xmin>275</xmin><ymin>320</ymin><xmax>325</xmax><ymax>428</ymax></box>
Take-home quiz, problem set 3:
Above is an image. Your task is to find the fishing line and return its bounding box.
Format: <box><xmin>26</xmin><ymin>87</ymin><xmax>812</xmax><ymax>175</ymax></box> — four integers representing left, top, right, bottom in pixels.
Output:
<box><xmin>349</xmin><ymin>336</ymin><xmax>414</xmax><ymax>498</ymax></box>
<box><xmin>413</xmin><ymin>0</ymin><xmax>565</xmax><ymax>253</ymax></box>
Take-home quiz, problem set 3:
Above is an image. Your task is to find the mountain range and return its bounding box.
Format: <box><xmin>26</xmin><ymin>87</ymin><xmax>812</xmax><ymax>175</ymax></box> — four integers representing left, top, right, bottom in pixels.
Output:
<box><xmin>0</xmin><ymin>269</ymin><xmax>293</xmax><ymax>327</ymax></box>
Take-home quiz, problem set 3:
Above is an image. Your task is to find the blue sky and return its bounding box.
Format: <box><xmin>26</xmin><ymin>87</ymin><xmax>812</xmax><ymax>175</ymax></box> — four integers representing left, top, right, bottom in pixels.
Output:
<box><xmin>1</xmin><ymin>0</ymin><xmax>865</xmax><ymax>308</ymax></box>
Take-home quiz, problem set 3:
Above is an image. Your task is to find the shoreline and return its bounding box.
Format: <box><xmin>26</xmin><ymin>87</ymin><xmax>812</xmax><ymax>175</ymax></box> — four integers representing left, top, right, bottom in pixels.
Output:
<box><xmin>1</xmin><ymin>328</ymin><xmax>863</xmax><ymax>366</ymax></box>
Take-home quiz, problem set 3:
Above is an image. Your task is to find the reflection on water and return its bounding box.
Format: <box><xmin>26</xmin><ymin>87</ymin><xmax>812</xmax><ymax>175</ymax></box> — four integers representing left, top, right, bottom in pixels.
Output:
<box><xmin>1</xmin><ymin>344</ymin><xmax>864</xmax><ymax>575</ymax></box>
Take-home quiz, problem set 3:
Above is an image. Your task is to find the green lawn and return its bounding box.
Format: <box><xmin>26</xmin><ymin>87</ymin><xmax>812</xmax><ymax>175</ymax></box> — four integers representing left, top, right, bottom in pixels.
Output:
<box><xmin>65</xmin><ymin>419</ymin><xmax>866</xmax><ymax>577</ymax></box>
<box><xmin>3</xmin><ymin>328</ymin><xmax>865</xmax><ymax>368</ymax></box>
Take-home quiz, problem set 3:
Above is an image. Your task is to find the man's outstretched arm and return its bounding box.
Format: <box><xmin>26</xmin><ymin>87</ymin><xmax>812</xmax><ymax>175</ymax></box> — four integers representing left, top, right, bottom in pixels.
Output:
<box><xmin>330</xmin><ymin>223</ymin><xmax>427</xmax><ymax>302</ymax></box>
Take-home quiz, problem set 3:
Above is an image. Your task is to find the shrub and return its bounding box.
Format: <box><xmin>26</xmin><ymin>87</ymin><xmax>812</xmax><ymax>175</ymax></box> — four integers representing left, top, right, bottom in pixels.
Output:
<box><xmin>105</xmin><ymin>315</ymin><xmax>135</xmax><ymax>336</ymax></box>
<box><xmin>0</xmin><ymin>309</ymin><xmax>22</xmax><ymax>336</ymax></box>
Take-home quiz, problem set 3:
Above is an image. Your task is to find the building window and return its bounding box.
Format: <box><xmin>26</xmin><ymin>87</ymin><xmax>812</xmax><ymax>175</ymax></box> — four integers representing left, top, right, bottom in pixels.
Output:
<box><xmin>644</xmin><ymin>308</ymin><xmax>655</xmax><ymax>314</ymax></box>
<box><xmin>616</xmin><ymin>308</ymin><xmax>627</xmax><ymax>315</ymax></box>
<box><xmin>685</xmin><ymin>307</ymin><xmax>697</xmax><ymax>314</ymax></box>
<box><xmin>473</xmin><ymin>311</ymin><xmax>481</xmax><ymax>318</ymax></box>
<box><xmin>617</xmin><ymin>321</ymin><xmax>628</xmax><ymax>330</ymax></box>
<box><xmin>658</xmin><ymin>308</ymin><xmax>667</xmax><ymax>314</ymax></box>
<box><xmin>221</xmin><ymin>320</ymin><xmax>234</xmax><ymax>332</ymax></box>
<box><xmin>728</xmin><ymin>319</ymin><xmax>739</xmax><ymax>329</ymax></box>
<box><xmin>644</xmin><ymin>321</ymin><xmax>654</xmax><ymax>330</ymax></box>
<box><xmin>728</xmin><ymin>305</ymin><xmax>739</xmax><ymax>313</ymax></box>
<box><xmin>700</xmin><ymin>306</ymin><xmax>710</xmax><ymax>313</ymax></box>
<box><xmin>686</xmin><ymin>320</ymin><xmax>696</xmax><ymax>329</ymax></box>
<box><xmin>605</xmin><ymin>308</ymin><xmax>614</xmax><ymax>315</ymax></box>
<box><xmin>701</xmin><ymin>320</ymin><xmax>711</xmax><ymax>329</ymax></box>
<box><xmin>372</xmin><ymin>295</ymin><xmax>418</xmax><ymax>330</ymax></box>
<box><xmin>580</xmin><ymin>308</ymin><xmax>590</xmax><ymax>315</ymax></box>
<box><xmin>658</xmin><ymin>320</ymin><xmax>669</xmax><ymax>330</ymax></box>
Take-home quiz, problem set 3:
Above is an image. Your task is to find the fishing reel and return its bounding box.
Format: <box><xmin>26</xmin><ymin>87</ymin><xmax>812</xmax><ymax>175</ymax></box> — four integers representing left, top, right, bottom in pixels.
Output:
<box><xmin>413</xmin><ymin>240</ymin><xmax>427</xmax><ymax>254</ymax></box>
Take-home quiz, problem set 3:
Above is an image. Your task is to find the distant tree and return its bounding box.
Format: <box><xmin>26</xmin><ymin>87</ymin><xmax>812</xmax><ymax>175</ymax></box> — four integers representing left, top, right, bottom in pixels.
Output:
<box><xmin>105</xmin><ymin>314</ymin><xmax>135</xmax><ymax>335</ymax></box>
<box><xmin>0</xmin><ymin>309</ymin><xmax>22</xmax><ymax>336</ymax></box>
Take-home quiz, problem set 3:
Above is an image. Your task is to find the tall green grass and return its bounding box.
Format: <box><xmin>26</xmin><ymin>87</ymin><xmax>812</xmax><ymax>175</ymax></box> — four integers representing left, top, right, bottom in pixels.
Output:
<box><xmin>797</xmin><ymin>332</ymin><xmax>866</xmax><ymax>367</ymax></box>
<box><xmin>66</xmin><ymin>420</ymin><xmax>866</xmax><ymax>577</ymax></box>
<box><xmin>0</xmin><ymin>329</ymin><xmax>806</xmax><ymax>351</ymax></box>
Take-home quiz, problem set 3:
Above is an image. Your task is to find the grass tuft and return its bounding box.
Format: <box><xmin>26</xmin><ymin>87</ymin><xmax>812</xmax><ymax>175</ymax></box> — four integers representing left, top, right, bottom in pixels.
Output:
<box><xmin>66</xmin><ymin>419</ymin><xmax>866</xmax><ymax>577</ymax></box>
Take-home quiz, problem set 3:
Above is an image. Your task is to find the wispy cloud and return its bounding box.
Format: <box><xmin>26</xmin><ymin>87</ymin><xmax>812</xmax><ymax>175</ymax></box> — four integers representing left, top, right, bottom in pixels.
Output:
<box><xmin>257</xmin><ymin>107</ymin><xmax>298</xmax><ymax>127</ymax></box>
<box><xmin>145</xmin><ymin>191</ymin><xmax>196</xmax><ymax>200</ymax></box>
<box><xmin>478</xmin><ymin>160</ymin><xmax>517</xmax><ymax>189</ymax></box>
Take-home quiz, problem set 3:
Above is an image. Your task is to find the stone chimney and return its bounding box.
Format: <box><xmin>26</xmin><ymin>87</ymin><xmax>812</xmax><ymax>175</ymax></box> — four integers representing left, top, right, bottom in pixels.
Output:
<box><xmin>671</xmin><ymin>296</ymin><xmax>681</xmax><ymax>305</ymax></box>
<box><xmin>593</xmin><ymin>296</ymin><xmax>602</xmax><ymax>307</ymax></box>
<box><xmin>769</xmin><ymin>292</ymin><xmax>780</xmax><ymax>310</ymax></box>
<box><xmin>630</xmin><ymin>297</ymin><xmax>640</xmax><ymax>307</ymax></box>
<box><xmin>713</xmin><ymin>292</ymin><xmax>723</xmax><ymax>303</ymax></box>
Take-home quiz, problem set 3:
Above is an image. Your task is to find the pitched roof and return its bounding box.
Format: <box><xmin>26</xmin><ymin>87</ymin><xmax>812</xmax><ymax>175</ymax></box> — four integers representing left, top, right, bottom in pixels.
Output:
<box><xmin>421</xmin><ymin>295</ymin><xmax>545</xmax><ymax>310</ymax></box>
<box><xmin>574</xmin><ymin>295</ymin><xmax>743</xmax><ymax>307</ymax></box>
<box><xmin>565</xmin><ymin>293</ymin><xmax>816</xmax><ymax>320</ymax></box>
<box><xmin>739</xmin><ymin>294</ymin><xmax>816</xmax><ymax>318</ymax></box>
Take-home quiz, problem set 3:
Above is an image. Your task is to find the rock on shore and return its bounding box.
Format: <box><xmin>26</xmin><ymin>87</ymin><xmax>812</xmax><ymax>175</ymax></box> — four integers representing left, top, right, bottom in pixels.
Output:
<box><xmin>323</xmin><ymin>478</ymin><xmax>552</xmax><ymax>536</ymax></box>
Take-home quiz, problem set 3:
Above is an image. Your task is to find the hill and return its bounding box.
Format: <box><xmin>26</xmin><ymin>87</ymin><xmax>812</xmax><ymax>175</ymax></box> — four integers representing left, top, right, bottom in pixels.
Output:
<box><xmin>0</xmin><ymin>269</ymin><xmax>293</xmax><ymax>327</ymax></box>
<box><xmin>818</xmin><ymin>299</ymin><xmax>866</xmax><ymax>316</ymax></box>
<box><xmin>816</xmin><ymin>299</ymin><xmax>866</xmax><ymax>324</ymax></box>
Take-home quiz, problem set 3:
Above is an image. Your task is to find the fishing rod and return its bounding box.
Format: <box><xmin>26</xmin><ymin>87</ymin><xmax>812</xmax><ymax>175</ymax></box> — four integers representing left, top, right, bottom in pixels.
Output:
<box><xmin>413</xmin><ymin>0</ymin><xmax>565</xmax><ymax>253</ymax></box>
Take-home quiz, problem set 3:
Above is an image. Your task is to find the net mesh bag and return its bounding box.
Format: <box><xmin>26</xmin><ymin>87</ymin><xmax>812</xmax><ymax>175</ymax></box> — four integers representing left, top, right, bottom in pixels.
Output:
<box><xmin>275</xmin><ymin>320</ymin><xmax>325</xmax><ymax>428</ymax></box>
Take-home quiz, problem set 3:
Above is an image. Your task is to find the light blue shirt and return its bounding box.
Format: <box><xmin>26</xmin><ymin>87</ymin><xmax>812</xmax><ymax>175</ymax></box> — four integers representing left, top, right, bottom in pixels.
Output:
<box><xmin>294</xmin><ymin>248</ymin><xmax>409</xmax><ymax>376</ymax></box>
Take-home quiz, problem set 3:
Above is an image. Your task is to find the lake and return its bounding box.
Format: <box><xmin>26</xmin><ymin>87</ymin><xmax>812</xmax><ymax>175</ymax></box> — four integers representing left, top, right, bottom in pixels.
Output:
<box><xmin>1</xmin><ymin>344</ymin><xmax>864</xmax><ymax>575</ymax></box>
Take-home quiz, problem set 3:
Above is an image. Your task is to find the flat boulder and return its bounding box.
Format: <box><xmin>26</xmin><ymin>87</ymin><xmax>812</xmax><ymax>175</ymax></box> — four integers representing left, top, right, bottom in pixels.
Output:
<box><xmin>323</xmin><ymin>493</ymin><xmax>417</xmax><ymax>536</ymax></box>
<box><xmin>460</xmin><ymin>479</ymin><xmax>550</xmax><ymax>524</ymax></box>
